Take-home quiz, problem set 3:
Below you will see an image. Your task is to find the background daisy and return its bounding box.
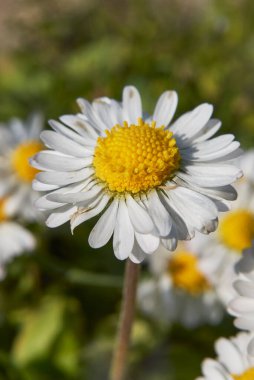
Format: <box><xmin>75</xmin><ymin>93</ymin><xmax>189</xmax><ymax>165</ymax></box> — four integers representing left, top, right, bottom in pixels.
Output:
<box><xmin>196</xmin><ymin>332</ymin><xmax>254</xmax><ymax>380</ymax></box>
<box><xmin>180</xmin><ymin>150</ymin><xmax>254</xmax><ymax>306</ymax></box>
<box><xmin>138</xmin><ymin>242</ymin><xmax>224</xmax><ymax>328</ymax></box>
<box><xmin>228</xmin><ymin>243</ymin><xmax>254</xmax><ymax>356</ymax></box>
<box><xmin>0</xmin><ymin>114</ymin><xmax>44</xmax><ymax>221</ymax></box>
<box><xmin>0</xmin><ymin>197</ymin><xmax>36</xmax><ymax>279</ymax></box>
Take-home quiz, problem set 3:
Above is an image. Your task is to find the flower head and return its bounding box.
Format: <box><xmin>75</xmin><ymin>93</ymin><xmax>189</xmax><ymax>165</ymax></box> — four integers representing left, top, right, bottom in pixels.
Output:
<box><xmin>228</xmin><ymin>243</ymin><xmax>254</xmax><ymax>356</ymax></box>
<box><xmin>0</xmin><ymin>196</ymin><xmax>36</xmax><ymax>279</ymax></box>
<box><xmin>188</xmin><ymin>150</ymin><xmax>254</xmax><ymax>305</ymax></box>
<box><xmin>32</xmin><ymin>86</ymin><xmax>242</xmax><ymax>262</ymax></box>
<box><xmin>196</xmin><ymin>332</ymin><xmax>254</xmax><ymax>380</ymax></box>
<box><xmin>138</xmin><ymin>241</ymin><xmax>224</xmax><ymax>328</ymax></box>
<box><xmin>0</xmin><ymin>114</ymin><xmax>44</xmax><ymax>221</ymax></box>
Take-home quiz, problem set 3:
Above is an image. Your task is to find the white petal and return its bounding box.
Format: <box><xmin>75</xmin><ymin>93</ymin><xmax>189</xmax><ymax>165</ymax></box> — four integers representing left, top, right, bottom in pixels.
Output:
<box><xmin>41</xmin><ymin>130</ymin><xmax>90</xmax><ymax>158</ymax></box>
<box><xmin>174</xmin><ymin>178</ymin><xmax>237</xmax><ymax>201</ymax></box>
<box><xmin>32</xmin><ymin>179</ymin><xmax>59</xmax><ymax>191</ymax></box>
<box><xmin>178</xmin><ymin>164</ymin><xmax>242</xmax><ymax>187</ymax></box>
<box><xmin>202</xmin><ymin>359</ymin><xmax>229</xmax><ymax>380</ymax></box>
<box><xmin>153</xmin><ymin>91</ymin><xmax>178</xmax><ymax>127</ymax></box>
<box><xmin>234</xmin><ymin>317</ymin><xmax>254</xmax><ymax>331</ymax></box>
<box><xmin>161</xmin><ymin>238</ymin><xmax>177</xmax><ymax>251</ymax></box>
<box><xmin>148</xmin><ymin>191</ymin><xmax>172</xmax><ymax>236</ymax></box>
<box><xmin>160</xmin><ymin>194</ymin><xmax>194</xmax><ymax>240</ymax></box>
<box><xmin>234</xmin><ymin>279</ymin><xmax>254</xmax><ymax>298</ymax></box>
<box><xmin>192</xmin><ymin>119</ymin><xmax>221</xmax><ymax>143</ymax></box>
<box><xmin>48</xmin><ymin>184</ymin><xmax>102</xmax><ymax>204</ymax></box>
<box><xmin>71</xmin><ymin>194</ymin><xmax>110</xmax><ymax>232</ymax></box>
<box><xmin>166</xmin><ymin>187</ymin><xmax>218</xmax><ymax>233</ymax></box>
<box><xmin>129</xmin><ymin>239</ymin><xmax>146</xmax><ymax>263</ymax></box>
<box><xmin>135</xmin><ymin>232</ymin><xmax>159</xmax><ymax>254</ymax></box>
<box><xmin>171</xmin><ymin>103</ymin><xmax>213</xmax><ymax>144</ymax></box>
<box><xmin>46</xmin><ymin>205</ymin><xmax>77</xmax><ymax>228</ymax></box>
<box><xmin>215</xmin><ymin>338</ymin><xmax>245</xmax><ymax>374</ymax></box>
<box><xmin>48</xmin><ymin>119</ymin><xmax>91</xmax><ymax>146</ymax></box>
<box><xmin>60</xmin><ymin>114</ymin><xmax>99</xmax><ymax>139</ymax></box>
<box><xmin>92</xmin><ymin>98</ymin><xmax>116</xmax><ymax>130</ymax></box>
<box><xmin>36</xmin><ymin>167</ymin><xmax>93</xmax><ymax>186</ymax></box>
<box><xmin>126</xmin><ymin>195</ymin><xmax>154</xmax><ymax>233</ymax></box>
<box><xmin>33</xmin><ymin>150</ymin><xmax>92</xmax><ymax>171</ymax></box>
<box><xmin>181</xmin><ymin>141</ymin><xmax>240</xmax><ymax>162</ymax></box>
<box><xmin>228</xmin><ymin>298</ymin><xmax>254</xmax><ymax>314</ymax></box>
<box><xmin>77</xmin><ymin>98</ymin><xmax>106</xmax><ymax>132</ymax></box>
<box><xmin>113</xmin><ymin>200</ymin><xmax>134</xmax><ymax>260</ymax></box>
<box><xmin>88</xmin><ymin>199</ymin><xmax>119</xmax><ymax>248</ymax></box>
<box><xmin>35</xmin><ymin>182</ymin><xmax>86</xmax><ymax>210</ymax></box>
<box><xmin>248</xmin><ymin>337</ymin><xmax>254</xmax><ymax>356</ymax></box>
<box><xmin>122</xmin><ymin>86</ymin><xmax>142</xmax><ymax>124</ymax></box>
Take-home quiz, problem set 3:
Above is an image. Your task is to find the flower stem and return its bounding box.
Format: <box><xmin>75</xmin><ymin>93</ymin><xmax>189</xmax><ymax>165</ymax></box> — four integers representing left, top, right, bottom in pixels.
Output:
<box><xmin>110</xmin><ymin>259</ymin><xmax>140</xmax><ymax>380</ymax></box>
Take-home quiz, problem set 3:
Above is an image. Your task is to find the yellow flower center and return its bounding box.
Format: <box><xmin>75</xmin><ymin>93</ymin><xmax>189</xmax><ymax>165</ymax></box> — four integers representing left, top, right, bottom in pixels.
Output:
<box><xmin>93</xmin><ymin>118</ymin><xmax>180</xmax><ymax>194</ymax></box>
<box><xmin>0</xmin><ymin>198</ymin><xmax>8</xmax><ymax>222</ymax></box>
<box><xmin>11</xmin><ymin>140</ymin><xmax>43</xmax><ymax>182</ymax></box>
<box><xmin>232</xmin><ymin>368</ymin><xmax>254</xmax><ymax>380</ymax></box>
<box><xmin>168</xmin><ymin>251</ymin><xmax>211</xmax><ymax>295</ymax></box>
<box><xmin>219</xmin><ymin>209</ymin><xmax>254</xmax><ymax>252</ymax></box>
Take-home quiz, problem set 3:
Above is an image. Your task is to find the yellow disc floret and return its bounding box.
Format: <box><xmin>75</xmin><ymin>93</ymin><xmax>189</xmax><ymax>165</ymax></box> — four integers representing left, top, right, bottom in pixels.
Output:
<box><xmin>219</xmin><ymin>209</ymin><xmax>254</xmax><ymax>252</ymax></box>
<box><xmin>232</xmin><ymin>368</ymin><xmax>254</xmax><ymax>380</ymax></box>
<box><xmin>93</xmin><ymin>118</ymin><xmax>180</xmax><ymax>194</ymax></box>
<box><xmin>0</xmin><ymin>198</ymin><xmax>8</xmax><ymax>222</ymax></box>
<box><xmin>11</xmin><ymin>140</ymin><xmax>43</xmax><ymax>182</ymax></box>
<box><xmin>168</xmin><ymin>251</ymin><xmax>211</xmax><ymax>295</ymax></box>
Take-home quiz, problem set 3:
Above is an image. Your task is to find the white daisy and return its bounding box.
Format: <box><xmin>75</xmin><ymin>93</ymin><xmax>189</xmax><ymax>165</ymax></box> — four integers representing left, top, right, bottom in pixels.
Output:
<box><xmin>32</xmin><ymin>86</ymin><xmax>242</xmax><ymax>263</ymax></box>
<box><xmin>196</xmin><ymin>332</ymin><xmax>254</xmax><ymax>380</ymax></box>
<box><xmin>0</xmin><ymin>113</ymin><xmax>44</xmax><ymax>221</ymax></box>
<box><xmin>137</xmin><ymin>241</ymin><xmax>224</xmax><ymax>328</ymax></box>
<box><xmin>228</xmin><ymin>244</ymin><xmax>254</xmax><ymax>356</ymax></box>
<box><xmin>188</xmin><ymin>150</ymin><xmax>254</xmax><ymax>305</ymax></box>
<box><xmin>0</xmin><ymin>197</ymin><xmax>36</xmax><ymax>279</ymax></box>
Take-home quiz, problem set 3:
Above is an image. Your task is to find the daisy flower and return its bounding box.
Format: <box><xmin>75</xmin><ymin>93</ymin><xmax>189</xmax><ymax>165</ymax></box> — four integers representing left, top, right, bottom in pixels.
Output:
<box><xmin>32</xmin><ymin>86</ymin><xmax>241</xmax><ymax>263</ymax></box>
<box><xmin>228</xmin><ymin>244</ymin><xmax>254</xmax><ymax>356</ymax></box>
<box><xmin>0</xmin><ymin>197</ymin><xmax>36</xmax><ymax>280</ymax></box>
<box><xmin>137</xmin><ymin>241</ymin><xmax>224</xmax><ymax>328</ymax></box>
<box><xmin>0</xmin><ymin>114</ymin><xmax>44</xmax><ymax>221</ymax></box>
<box><xmin>196</xmin><ymin>332</ymin><xmax>254</xmax><ymax>380</ymax></box>
<box><xmin>188</xmin><ymin>150</ymin><xmax>254</xmax><ymax>305</ymax></box>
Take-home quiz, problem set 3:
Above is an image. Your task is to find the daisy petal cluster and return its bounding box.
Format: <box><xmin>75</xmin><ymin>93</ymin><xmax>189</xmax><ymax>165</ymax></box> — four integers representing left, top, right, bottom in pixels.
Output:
<box><xmin>228</xmin><ymin>244</ymin><xmax>254</xmax><ymax>356</ymax></box>
<box><xmin>196</xmin><ymin>332</ymin><xmax>254</xmax><ymax>380</ymax></box>
<box><xmin>0</xmin><ymin>114</ymin><xmax>44</xmax><ymax>221</ymax></box>
<box><xmin>0</xmin><ymin>197</ymin><xmax>36</xmax><ymax>279</ymax></box>
<box><xmin>138</xmin><ymin>240</ymin><xmax>224</xmax><ymax>328</ymax></box>
<box><xmin>32</xmin><ymin>86</ymin><xmax>242</xmax><ymax>262</ymax></box>
<box><xmin>181</xmin><ymin>150</ymin><xmax>254</xmax><ymax>306</ymax></box>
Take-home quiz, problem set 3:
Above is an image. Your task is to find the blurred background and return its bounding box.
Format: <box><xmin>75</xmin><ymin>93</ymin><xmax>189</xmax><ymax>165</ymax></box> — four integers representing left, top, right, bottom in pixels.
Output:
<box><xmin>0</xmin><ymin>0</ymin><xmax>254</xmax><ymax>379</ymax></box>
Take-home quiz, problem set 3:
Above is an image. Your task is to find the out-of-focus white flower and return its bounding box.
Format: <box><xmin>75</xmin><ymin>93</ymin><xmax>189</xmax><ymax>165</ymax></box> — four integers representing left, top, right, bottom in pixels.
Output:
<box><xmin>137</xmin><ymin>241</ymin><xmax>224</xmax><ymax>328</ymax></box>
<box><xmin>186</xmin><ymin>150</ymin><xmax>254</xmax><ymax>306</ymax></box>
<box><xmin>196</xmin><ymin>332</ymin><xmax>254</xmax><ymax>380</ymax></box>
<box><xmin>0</xmin><ymin>114</ymin><xmax>44</xmax><ymax>221</ymax></box>
<box><xmin>0</xmin><ymin>197</ymin><xmax>36</xmax><ymax>279</ymax></box>
<box><xmin>228</xmin><ymin>244</ymin><xmax>254</xmax><ymax>356</ymax></box>
<box><xmin>32</xmin><ymin>86</ymin><xmax>241</xmax><ymax>262</ymax></box>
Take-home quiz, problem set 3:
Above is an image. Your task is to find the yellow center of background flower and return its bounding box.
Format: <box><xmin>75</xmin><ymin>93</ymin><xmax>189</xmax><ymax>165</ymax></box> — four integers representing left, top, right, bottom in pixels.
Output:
<box><xmin>93</xmin><ymin>118</ymin><xmax>180</xmax><ymax>193</ymax></box>
<box><xmin>11</xmin><ymin>140</ymin><xmax>43</xmax><ymax>183</ymax></box>
<box><xmin>232</xmin><ymin>368</ymin><xmax>254</xmax><ymax>380</ymax></box>
<box><xmin>168</xmin><ymin>251</ymin><xmax>210</xmax><ymax>295</ymax></box>
<box><xmin>0</xmin><ymin>198</ymin><xmax>8</xmax><ymax>222</ymax></box>
<box><xmin>219</xmin><ymin>209</ymin><xmax>254</xmax><ymax>252</ymax></box>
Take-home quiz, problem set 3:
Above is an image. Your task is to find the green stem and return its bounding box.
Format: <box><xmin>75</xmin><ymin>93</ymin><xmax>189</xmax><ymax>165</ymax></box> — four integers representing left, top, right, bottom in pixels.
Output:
<box><xmin>109</xmin><ymin>259</ymin><xmax>140</xmax><ymax>380</ymax></box>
